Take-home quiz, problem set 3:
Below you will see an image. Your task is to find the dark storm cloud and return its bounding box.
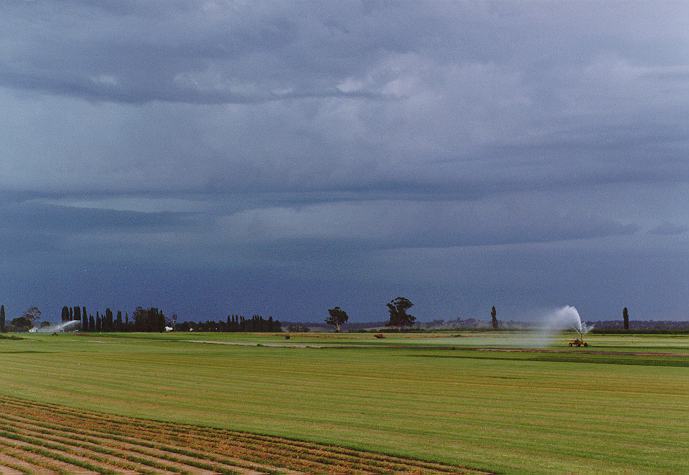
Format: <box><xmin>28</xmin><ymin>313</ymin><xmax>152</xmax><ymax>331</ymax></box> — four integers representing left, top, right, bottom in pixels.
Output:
<box><xmin>2</xmin><ymin>1</ymin><xmax>689</xmax><ymax>194</ymax></box>
<box><xmin>0</xmin><ymin>199</ymin><xmax>202</xmax><ymax>266</ymax></box>
<box><xmin>0</xmin><ymin>1</ymin><xmax>688</xmax><ymax>321</ymax></box>
<box><xmin>0</xmin><ymin>0</ymin><xmax>390</xmax><ymax>104</ymax></box>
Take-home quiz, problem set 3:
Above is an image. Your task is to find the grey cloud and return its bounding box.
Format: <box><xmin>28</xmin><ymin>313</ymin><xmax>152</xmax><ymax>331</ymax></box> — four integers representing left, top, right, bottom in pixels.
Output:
<box><xmin>0</xmin><ymin>202</ymin><xmax>198</xmax><ymax>233</ymax></box>
<box><xmin>217</xmin><ymin>200</ymin><xmax>638</xmax><ymax>249</ymax></box>
<box><xmin>0</xmin><ymin>1</ymin><xmax>688</xmax><ymax>321</ymax></box>
<box><xmin>2</xmin><ymin>1</ymin><xmax>687</xmax><ymax>108</ymax></box>
<box><xmin>0</xmin><ymin>1</ymin><xmax>391</xmax><ymax>104</ymax></box>
<box><xmin>0</xmin><ymin>230</ymin><xmax>58</xmax><ymax>257</ymax></box>
<box><xmin>1</xmin><ymin>1</ymin><xmax>688</xmax><ymax>196</ymax></box>
<box><xmin>648</xmin><ymin>222</ymin><xmax>689</xmax><ymax>236</ymax></box>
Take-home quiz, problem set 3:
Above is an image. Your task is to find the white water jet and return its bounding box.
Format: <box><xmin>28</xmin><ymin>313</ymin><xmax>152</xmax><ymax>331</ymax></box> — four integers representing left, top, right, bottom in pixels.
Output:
<box><xmin>548</xmin><ymin>305</ymin><xmax>593</xmax><ymax>334</ymax></box>
<box><xmin>33</xmin><ymin>320</ymin><xmax>81</xmax><ymax>333</ymax></box>
<box><xmin>537</xmin><ymin>305</ymin><xmax>594</xmax><ymax>345</ymax></box>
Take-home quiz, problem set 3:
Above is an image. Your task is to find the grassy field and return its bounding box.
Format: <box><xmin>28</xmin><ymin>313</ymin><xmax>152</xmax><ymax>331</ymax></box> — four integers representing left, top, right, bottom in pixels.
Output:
<box><xmin>0</xmin><ymin>331</ymin><xmax>688</xmax><ymax>473</ymax></box>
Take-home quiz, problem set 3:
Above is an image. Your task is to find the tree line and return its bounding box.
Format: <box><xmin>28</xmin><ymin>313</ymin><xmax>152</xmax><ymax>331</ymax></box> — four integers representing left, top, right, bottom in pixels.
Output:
<box><xmin>175</xmin><ymin>315</ymin><xmax>282</xmax><ymax>332</ymax></box>
<box><xmin>60</xmin><ymin>306</ymin><xmax>167</xmax><ymax>332</ymax></box>
<box><xmin>61</xmin><ymin>306</ymin><xmax>129</xmax><ymax>332</ymax></box>
<box><xmin>0</xmin><ymin>304</ymin><xmax>282</xmax><ymax>333</ymax></box>
<box><xmin>322</xmin><ymin>299</ymin><xmax>635</xmax><ymax>333</ymax></box>
<box><xmin>0</xmin><ymin>301</ymin><xmax>635</xmax><ymax>333</ymax></box>
<box><xmin>56</xmin><ymin>306</ymin><xmax>281</xmax><ymax>332</ymax></box>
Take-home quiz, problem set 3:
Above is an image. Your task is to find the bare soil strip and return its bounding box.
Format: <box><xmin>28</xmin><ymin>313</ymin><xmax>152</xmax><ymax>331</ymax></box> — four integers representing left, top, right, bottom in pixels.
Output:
<box><xmin>0</xmin><ymin>395</ymin><xmax>485</xmax><ymax>474</ymax></box>
<box><xmin>473</xmin><ymin>347</ymin><xmax>689</xmax><ymax>357</ymax></box>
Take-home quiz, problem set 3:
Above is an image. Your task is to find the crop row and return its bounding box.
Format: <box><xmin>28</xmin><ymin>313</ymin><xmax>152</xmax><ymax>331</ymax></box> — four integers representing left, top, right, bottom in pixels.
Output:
<box><xmin>0</xmin><ymin>395</ymin><xmax>483</xmax><ymax>474</ymax></box>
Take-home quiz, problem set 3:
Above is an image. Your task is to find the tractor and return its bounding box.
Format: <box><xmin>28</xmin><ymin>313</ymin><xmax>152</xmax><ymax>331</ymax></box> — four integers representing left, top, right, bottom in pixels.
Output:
<box><xmin>568</xmin><ymin>338</ymin><xmax>588</xmax><ymax>347</ymax></box>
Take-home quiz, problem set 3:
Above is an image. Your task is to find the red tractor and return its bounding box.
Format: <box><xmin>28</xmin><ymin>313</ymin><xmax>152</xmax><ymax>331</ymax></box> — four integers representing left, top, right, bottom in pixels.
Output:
<box><xmin>568</xmin><ymin>338</ymin><xmax>588</xmax><ymax>347</ymax></box>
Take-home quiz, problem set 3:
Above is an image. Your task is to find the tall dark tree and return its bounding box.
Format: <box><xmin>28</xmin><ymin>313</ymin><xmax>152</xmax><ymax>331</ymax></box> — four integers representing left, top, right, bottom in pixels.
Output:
<box><xmin>0</xmin><ymin>305</ymin><xmax>5</xmax><ymax>333</ymax></box>
<box><xmin>157</xmin><ymin>310</ymin><xmax>166</xmax><ymax>332</ymax></box>
<box><xmin>82</xmin><ymin>312</ymin><xmax>88</xmax><ymax>332</ymax></box>
<box><xmin>491</xmin><ymin>306</ymin><xmax>498</xmax><ymax>330</ymax></box>
<box><xmin>115</xmin><ymin>311</ymin><xmax>123</xmax><ymax>331</ymax></box>
<box><xmin>73</xmin><ymin>306</ymin><xmax>81</xmax><ymax>323</ymax></box>
<box><xmin>104</xmin><ymin>308</ymin><xmax>114</xmax><ymax>332</ymax></box>
<box><xmin>61</xmin><ymin>306</ymin><xmax>70</xmax><ymax>323</ymax></box>
<box><xmin>623</xmin><ymin>307</ymin><xmax>629</xmax><ymax>330</ymax></box>
<box><xmin>82</xmin><ymin>306</ymin><xmax>88</xmax><ymax>322</ymax></box>
<box><xmin>89</xmin><ymin>315</ymin><xmax>95</xmax><ymax>331</ymax></box>
<box><xmin>133</xmin><ymin>307</ymin><xmax>146</xmax><ymax>332</ymax></box>
<box><xmin>386</xmin><ymin>297</ymin><xmax>416</xmax><ymax>331</ymax></box>
<box><xmin>325</xmin><ymin>306</ymin><xmax>349</xmax><ymax>332</ymax></box>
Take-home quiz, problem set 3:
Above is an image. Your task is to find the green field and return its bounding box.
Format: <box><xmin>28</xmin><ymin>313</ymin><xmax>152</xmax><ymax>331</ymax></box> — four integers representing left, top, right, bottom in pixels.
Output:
<box><xmin>1</xmin><ymin>331</ymin><xmax>688</xmax><ymax>474</ymax></box>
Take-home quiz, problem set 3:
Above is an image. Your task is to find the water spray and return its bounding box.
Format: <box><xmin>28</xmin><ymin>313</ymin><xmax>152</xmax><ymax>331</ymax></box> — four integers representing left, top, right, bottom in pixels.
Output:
<box><xmin>33</xmin><ymin>320</ymin><xmax>82</xmax><ymax>333</ymax></box>
<box><xmin>541</xmin><ymin>305</ymin><xmax>593</xmax><ymax>347</ymax></box>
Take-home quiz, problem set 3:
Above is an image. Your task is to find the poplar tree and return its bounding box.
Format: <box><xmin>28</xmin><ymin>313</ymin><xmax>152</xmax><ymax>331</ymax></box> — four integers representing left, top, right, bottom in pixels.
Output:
<box><xmin>105</xmin><ymin>308</ymin><xmax>114</xmax><ymax>331</ymax></box>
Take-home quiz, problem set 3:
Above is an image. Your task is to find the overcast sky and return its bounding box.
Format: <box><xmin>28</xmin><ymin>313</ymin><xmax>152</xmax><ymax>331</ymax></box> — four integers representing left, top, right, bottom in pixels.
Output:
<box><xmin>1</xmin><ymin>0</ymin><xmax>688</xmax><ymax>323</ymax></box>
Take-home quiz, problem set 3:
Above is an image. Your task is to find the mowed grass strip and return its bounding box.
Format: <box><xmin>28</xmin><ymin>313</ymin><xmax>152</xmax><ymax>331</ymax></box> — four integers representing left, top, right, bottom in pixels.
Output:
<box><xmin>0</xmin><ymin>411</ymin><xmax>282</xmax><ymax>475</ymax></box>
<box><xmin>0</xmin><ymin>443</ymin><xmax>89</xmax><ymax>474</ymax></box>
<box><xmin>0</xmin><ymin>429</ymin><xmax>127</xmax><ymax>474</ymax></box>
<box><xmin>0</xmin><ymin>447</ymin><xmax>47</xmax><ymax>475</ymax></box>
<box><xmin>0</xmin><ymin>413</ymin><xmax>265</xmax><ymax>475</ymax></box>
<box><xmin>0</xmin><ymin>394</ymin><xmax>481</xmax><ymax>473</ymax></box>
<box><xmin>0</xmin><ymin>401</ymin><xmax>309</xmax><ymax>475</ymax></box>
<box><xmin>0</xmin><ymin>419</ymin><xmax>185</xmax><ymax>474</ymax></box>
<box><xmin>0</xmin><ymin>333</ymin><xmax>688</xmax><ymax>473</ymax></box>
<box><xmin>0</xmin><ymin>434</ymin><xmax>106</xmax><ymax>474</ymax></box>
<box><xmin>0</xmin><ymin>396</ymin><xmax>475</xmax><ymax>474</ymax></box>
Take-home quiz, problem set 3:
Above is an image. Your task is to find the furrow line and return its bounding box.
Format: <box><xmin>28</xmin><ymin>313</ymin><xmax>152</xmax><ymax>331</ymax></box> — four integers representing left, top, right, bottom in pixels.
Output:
<box><xmin>0</xmin><ymin>396</ymin><xmax>479</xmax><ymax>474</ymax></box>
<box><xmin>0</xmin><ymin>413</ymin><xmax>278</xmax><ymax>475</ymax></box>
<box><xmin>1</xmin><ymin>420</ymin><xmax>255</xmax><ymax>475</ymax></box>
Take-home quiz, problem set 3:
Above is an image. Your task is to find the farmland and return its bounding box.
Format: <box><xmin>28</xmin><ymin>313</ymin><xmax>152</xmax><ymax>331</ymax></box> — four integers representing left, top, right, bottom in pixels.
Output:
<box><xmin>0</xmin><ymin>395</ymin><xmax>475</xmax><ymax>474</ymax></box>
<box><xmin>0</xmin><ymin>332</ymin><xmax>688</xmax><ymax>473</ymax></box>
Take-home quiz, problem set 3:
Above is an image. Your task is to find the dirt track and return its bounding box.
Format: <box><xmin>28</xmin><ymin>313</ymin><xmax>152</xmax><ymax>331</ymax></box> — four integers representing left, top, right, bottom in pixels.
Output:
<box><xmin>0</xmin><ymin>395</ymin><xmax>485</xmax><ymax>474</ymax></box>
